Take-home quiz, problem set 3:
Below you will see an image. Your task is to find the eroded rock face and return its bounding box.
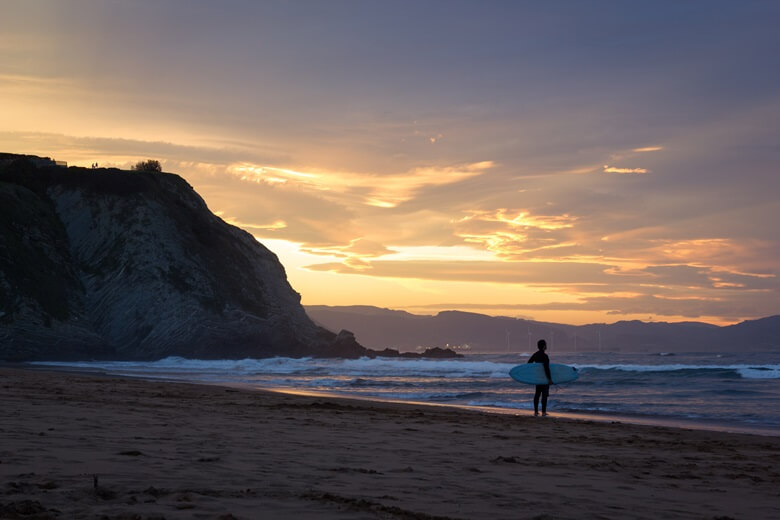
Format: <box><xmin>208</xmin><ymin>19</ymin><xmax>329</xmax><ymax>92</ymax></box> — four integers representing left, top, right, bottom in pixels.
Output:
<box><xmin>0</xmin><ymin>157</ymin><xmax>366</xmax><ymax>361</ymax></box>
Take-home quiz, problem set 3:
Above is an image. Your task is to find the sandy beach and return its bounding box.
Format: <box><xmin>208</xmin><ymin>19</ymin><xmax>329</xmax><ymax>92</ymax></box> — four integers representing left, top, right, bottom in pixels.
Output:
<box><xmin>1</xmin><ymin>367</ymin><xmax>779</xmax><ymax>519</ymax></box>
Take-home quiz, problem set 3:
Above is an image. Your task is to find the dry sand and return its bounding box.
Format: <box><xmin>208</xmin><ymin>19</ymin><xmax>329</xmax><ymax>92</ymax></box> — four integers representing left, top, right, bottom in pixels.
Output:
<box><xmin>1</xmin><ymin>366</ymin><xmax>779</xmax><ymax>520</ymax></box>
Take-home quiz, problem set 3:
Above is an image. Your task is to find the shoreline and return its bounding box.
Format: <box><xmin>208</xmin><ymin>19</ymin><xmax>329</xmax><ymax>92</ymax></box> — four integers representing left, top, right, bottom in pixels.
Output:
<box><xmin>21</xmin><ymin>361</ymin><xmax>780</xmax><ymax>438</ymax></box>
<box><xmin>2</xmin><ymin>365</ymin><xmax>780</xmax><ymax>519</ymax></box>
<box><xmin>256</xmin><ymin>385</ymin><xmax>780</xmax><ymax>438</ymax></box>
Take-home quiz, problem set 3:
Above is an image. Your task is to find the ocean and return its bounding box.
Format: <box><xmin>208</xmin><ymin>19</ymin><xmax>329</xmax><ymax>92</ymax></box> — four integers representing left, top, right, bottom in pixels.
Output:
<box><xmin>34</xmin><ymin>351</ymin><xmax>780</xmax><ymax>436</ymax></box>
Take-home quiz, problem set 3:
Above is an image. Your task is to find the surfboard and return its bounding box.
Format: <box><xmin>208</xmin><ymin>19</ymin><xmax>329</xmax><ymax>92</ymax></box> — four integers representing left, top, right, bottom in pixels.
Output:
<box><xmin>509</xmin><ymin>363</ymin><xmax>578</xmax><ymax>385</ymax></box>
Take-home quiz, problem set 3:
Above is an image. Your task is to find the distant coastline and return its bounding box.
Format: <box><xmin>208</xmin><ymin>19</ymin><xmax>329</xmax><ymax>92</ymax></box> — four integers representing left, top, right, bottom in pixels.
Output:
<box><xmin>306</xmin><ymin>305</ymin><xmax>780</xmax><ymax>353</ymax></box>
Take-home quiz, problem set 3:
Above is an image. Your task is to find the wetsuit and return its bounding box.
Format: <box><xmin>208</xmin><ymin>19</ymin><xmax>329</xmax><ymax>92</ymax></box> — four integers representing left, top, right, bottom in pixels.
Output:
<box><xmin>527</xmin><ymin>350</ymin><xmax>552</xmax><ymax>414</ymax></box>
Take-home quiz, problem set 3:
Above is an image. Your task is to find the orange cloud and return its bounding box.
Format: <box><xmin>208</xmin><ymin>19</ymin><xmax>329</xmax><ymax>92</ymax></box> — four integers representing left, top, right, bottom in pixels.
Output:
<box><xmin>453</xmin><ymin>209</ymin><xmax>578</xmax><ymax>257</ymax></box>
<box><xmin>603</xmin><ymin>165</ymin><xmax>650</xmax><ymax>174</ymax></box>
<box><xmin>301</xmin><ymin>238</ymin><xmax>397</xmax><ymax>260</ymax></box>
<box><xmin>302</xmin><ymin>256</ymin><xmax>777</xmax><ymax>321</ymax></box>
<box><xmin>305</xmin><ymin>259</ymin><xmax>615</xmax><ymax>285</ymax></box>
<box><xmin>226</xmin><ymin>160</ymin><xmax>494</xmax><ymax>208</ymax></box>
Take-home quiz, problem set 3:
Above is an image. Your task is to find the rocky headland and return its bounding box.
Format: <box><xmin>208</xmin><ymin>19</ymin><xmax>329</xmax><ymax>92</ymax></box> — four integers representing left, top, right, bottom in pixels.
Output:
<box><xmin>0</xmin><ymin>154</ymin><xmax>460</xmax><ymax>361</ymax></box>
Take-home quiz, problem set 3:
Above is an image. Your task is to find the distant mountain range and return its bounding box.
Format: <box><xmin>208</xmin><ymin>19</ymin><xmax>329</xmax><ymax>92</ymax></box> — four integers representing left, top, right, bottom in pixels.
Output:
<box><xmin>305</xmin><ymin>305</ymin><xmax>780</xmax><ymax>353</ymax></box>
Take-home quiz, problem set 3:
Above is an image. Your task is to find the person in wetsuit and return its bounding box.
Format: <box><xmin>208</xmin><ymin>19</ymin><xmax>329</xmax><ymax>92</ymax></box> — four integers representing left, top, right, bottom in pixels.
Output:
<box><xmin>527</xmin><ymin>339</ymin><xmax>553</xmax><ymax>416</ymax></box>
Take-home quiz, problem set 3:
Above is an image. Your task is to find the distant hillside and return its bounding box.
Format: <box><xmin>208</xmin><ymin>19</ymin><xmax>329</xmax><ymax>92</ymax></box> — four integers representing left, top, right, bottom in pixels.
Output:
<box><xmin>306</xmin><ymin>305</ymin><xmax>780</xmax><ymax>353</ymax></box>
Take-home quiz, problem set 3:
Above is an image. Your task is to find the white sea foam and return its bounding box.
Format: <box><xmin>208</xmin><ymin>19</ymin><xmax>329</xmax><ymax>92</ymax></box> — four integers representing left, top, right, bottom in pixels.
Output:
<box><xmin>577</xmin><ymin>364</ymin><xmax>780</xmax><ymax>379</ymax></box>
<box><xmin>32</xmin><ymin>356</ymin><xmax>516</xmax><ymax>381</ymax></box>
<box><xmin>736</xmin><ymin>367</ymin><xmax>780</xmax><ymax>379</ymax></box>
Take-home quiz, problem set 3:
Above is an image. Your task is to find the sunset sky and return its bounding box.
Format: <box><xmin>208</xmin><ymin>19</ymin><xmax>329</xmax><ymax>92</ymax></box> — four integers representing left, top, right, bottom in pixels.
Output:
<box><xmin>2</xmin><ymin>1</ymin><xmax>778</xmax><ymax>325</ymax></box>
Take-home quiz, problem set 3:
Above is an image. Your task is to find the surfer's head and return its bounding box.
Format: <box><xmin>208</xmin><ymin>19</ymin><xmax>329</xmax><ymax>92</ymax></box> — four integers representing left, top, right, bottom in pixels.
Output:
<box><xmin>537</xmin><ymin>339</ymin><xmax>547</xmax><ymax>351</ymax></box>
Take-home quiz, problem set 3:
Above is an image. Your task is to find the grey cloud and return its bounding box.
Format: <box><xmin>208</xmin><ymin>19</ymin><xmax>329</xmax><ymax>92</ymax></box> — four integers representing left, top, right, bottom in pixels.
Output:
<box><xmin>0</xmin><ymin>131</ymin><xmax>287</xmax><ymax>166</ymax></box>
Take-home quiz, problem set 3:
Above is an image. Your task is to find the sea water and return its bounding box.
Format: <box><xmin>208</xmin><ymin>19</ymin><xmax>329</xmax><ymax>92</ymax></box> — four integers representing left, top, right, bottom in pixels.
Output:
<box><xmin>34</xmin><ymin>351</ymin><xmax>780</xmax><ymax>435</ymax></box>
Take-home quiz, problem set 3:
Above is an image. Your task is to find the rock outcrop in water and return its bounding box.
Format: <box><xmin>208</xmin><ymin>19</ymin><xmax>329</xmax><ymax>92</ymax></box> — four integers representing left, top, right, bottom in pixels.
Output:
<box><xmin>0</xmin><ymin>154</ymin><xmax>380</xmax><ymax>361</ymax></box>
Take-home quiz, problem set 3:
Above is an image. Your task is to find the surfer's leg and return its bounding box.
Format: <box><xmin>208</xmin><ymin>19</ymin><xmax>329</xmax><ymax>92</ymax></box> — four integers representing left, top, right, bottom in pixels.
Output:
<box><xmin>533</xmin><ymin>385</ymin><xmax>542</xmax><ymax>415</ymax></box>
<box><xmin>540</xmin><ymin>385</ymin><xmax>549</xmax><ymax>415</ymax></box>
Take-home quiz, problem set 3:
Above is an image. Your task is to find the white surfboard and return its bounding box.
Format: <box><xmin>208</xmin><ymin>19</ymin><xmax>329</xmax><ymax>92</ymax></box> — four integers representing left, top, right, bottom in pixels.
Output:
<box><xmin>509</xmin><ymin>363</ymin><xmax>578</xmax><ymax>385</ymax></box>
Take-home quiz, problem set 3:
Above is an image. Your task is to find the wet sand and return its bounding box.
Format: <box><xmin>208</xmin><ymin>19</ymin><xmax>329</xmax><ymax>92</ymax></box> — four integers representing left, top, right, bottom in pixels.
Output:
<box><xmin>1</xmin><ymin>366</ymin><xmax>779</xmax><ymax>519</ymax></box>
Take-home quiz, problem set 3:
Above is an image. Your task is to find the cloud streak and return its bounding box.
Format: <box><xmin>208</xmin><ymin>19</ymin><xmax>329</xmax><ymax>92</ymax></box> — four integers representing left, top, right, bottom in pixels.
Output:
<box><xmin>227</xmin><ymin>160</ymin><xmax>494</xmax><ymax>209</ymax></box>
<box><xmin>304</xmin><ymin>258</ymin><xmax>776</xmax><ymax>320</ymax></box>
<box><xmin>603</xmin><ymin>165</ymin><xmax>650</xmax><ymax>174</ymax></box>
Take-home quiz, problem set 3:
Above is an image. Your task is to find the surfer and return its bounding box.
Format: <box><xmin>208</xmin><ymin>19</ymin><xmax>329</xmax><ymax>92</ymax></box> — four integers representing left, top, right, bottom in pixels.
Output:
<box><xmin>527</xmin><ymin>339</ymin><xmax>553</xmax><ymax>416</ymax></box>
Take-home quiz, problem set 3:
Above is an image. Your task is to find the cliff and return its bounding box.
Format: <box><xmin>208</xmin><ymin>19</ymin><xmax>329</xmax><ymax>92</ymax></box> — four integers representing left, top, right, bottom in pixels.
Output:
<box><xmin>0</xmin><ymin>155</ymin><xmax>367</xmax><ymax>361</ymax></box>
